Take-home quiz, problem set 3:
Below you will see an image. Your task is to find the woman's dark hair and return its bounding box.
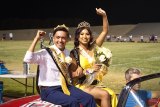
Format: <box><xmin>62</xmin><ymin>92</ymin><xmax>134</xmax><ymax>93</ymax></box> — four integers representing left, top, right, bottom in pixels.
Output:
<box><xmin>74</xmin><ymin>27</ymin><xmax>93</xmax><ymax>47</ymax></box>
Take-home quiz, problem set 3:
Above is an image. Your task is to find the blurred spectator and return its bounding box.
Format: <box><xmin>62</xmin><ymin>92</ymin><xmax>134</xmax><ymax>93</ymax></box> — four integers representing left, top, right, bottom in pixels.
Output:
<box><xmin>119</xmin><ymin>36</ymin><xmax>122</xmax><ymax>42</ymax></box>
<box><xmin>116</xmin><ymin>36</ymin><xmax>120</xmax><ymax>42</ymax></box>
<box><xmin>129</xmin><ymin>35</ymin><xmax>133</xmax><ymax>42</ymax></box>
<box><xmin>154</xmin><ymin>35</ymin><xmax>158</xmax><ymax>42</ymax></box>
<box><xmin>48</xmin><ymin>32</ymin><xmax>53</xmax><ymax>45</ymax></box>
<box><xmin>106</xmin><ymin>35</ymin><xmax>111</xmax><ymax>41</ymax></box>
<box><xmin>149</xmin><ymin>34</ymin><xmax>155</xmax><ymax>42</ymax></box>
<box><xmin>140</xmin><ymin>36</ymin><xmax>144</xmax><ymax>42</ymax></box>
<box><xmin>9</xmin><ymin>33</ymin><xmax>13</xmax><ymax>40</ymax></box>
<box><xmin>2</xmin><ymin>34</ymin><xmax>6</xmax><ymax>40</ymax></box>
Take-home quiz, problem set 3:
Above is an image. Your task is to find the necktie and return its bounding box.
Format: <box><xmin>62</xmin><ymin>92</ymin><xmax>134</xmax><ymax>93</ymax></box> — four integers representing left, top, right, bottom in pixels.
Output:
<box><xmin>60</xmin><ymin>52</ymin><xmax>70</xmax><ymax>95</ymax></box>
<box><xmin>60</xmin><ymin>52</ymin><xmax>65</xmax><ymax>62</ymax></box>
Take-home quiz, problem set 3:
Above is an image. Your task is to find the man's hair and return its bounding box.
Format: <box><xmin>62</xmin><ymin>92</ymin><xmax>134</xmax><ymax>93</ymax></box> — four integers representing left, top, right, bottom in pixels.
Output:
<box><xmin>125</xmin><ymin>68</ymin><xmax>141</xmax><ymax>81</ymax></box>
<box><xmin>53</xmin><ymin>24</ymin><xmax>69</xmax><ymax>38</ymax></box>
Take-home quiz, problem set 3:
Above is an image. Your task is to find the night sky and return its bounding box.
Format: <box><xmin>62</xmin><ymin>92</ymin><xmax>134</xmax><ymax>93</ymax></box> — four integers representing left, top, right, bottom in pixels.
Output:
<box><xmin>0</xmin><ymin>0</ymin><xmax>160</xmax><ymax>30</ymax></box>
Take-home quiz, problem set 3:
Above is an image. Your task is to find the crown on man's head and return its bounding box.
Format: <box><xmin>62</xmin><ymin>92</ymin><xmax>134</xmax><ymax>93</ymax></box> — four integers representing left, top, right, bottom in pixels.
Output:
<box><xmin>77</xmin><ymin>21</ymin><xmax>90</xmax><ymax>29</ymax></box>
<box><xmin>54</xmin><ymin>24</ymin><xmax>69</xmax><ymax>31</ymax></box>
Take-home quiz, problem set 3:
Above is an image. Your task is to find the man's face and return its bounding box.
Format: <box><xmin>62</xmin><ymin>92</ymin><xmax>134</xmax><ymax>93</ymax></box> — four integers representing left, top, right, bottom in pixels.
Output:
<box><xmin>53</xmin><ymin>31</ymin><xmax>68</xmax><ymax>51</ymax></box>
<box><xmin>130</xmin><ymin>74</ymin><xmax>141</xmax><ymax>91</ymax></box>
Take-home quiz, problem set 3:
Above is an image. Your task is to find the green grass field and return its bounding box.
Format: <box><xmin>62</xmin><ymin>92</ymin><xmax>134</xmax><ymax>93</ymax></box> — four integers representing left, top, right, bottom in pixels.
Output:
<box><xmin>0</xmin><ymin>40</ymin><xmax>160</xmax><ymax>97</ymax></box>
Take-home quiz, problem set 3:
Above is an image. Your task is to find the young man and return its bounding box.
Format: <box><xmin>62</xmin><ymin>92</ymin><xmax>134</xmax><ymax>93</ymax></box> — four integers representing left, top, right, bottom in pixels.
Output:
<box><xmin>23</xmin><ymin>24</ymin><xmax>96</xmax><ymax>107</ymax></box>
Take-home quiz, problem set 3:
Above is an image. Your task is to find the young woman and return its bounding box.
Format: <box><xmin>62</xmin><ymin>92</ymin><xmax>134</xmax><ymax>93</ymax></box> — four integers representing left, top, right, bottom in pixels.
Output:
<box><xmin>69</xmin><ymin>8</ymin><xmax>118</xmax><ymax>107</ymax></box>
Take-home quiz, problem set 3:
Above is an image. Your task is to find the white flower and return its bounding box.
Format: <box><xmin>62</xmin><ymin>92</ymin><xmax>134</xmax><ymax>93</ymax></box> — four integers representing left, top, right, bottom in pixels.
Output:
<box><xmin>101</xmin><ymin>47</ymin><xmax>112</xmax><ymax>58</ymax></box>
<box><xmin>65</xmin><ymin>56</ymin><xmax>72</xmax><ymax>64</ymax></box>
<box><xmin>99</xmin><ymin>55</ymin><xmax>106</xmax><ymax>62</ymax></box>
<box><xmin>94</xmin><ymin>46</ymin><xmax>112</xmax><ymax>66</ymax></box>
<box><xmin>97</xmin><ymin>50</ymin><xmax>101</xmax><ymax>54</ymax></box>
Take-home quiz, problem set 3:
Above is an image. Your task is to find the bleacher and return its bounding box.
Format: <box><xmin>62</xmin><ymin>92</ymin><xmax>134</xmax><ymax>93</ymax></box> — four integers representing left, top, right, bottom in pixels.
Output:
<box><xmin>0</xmin><ymin>23</ymin><xmax>160</xmax><ymax>41</ymax></box>
<box><xmin>125</xmin><ymin>23</ymin><xmax>160</xmax><ymax>37</ymax></box>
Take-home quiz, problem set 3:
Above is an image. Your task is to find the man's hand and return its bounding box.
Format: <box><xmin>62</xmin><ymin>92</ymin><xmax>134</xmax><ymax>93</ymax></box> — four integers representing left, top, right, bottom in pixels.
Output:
<box><xmin>36</xmin><ymin>30</ymin><xmax>46</xmax><ymax>40</ymax></box>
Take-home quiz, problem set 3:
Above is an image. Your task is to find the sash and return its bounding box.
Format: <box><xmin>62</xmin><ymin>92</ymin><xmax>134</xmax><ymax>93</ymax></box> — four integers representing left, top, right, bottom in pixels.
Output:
<box><xmin>46</xmin><ymin>48</ymin><xmax>71</xmax><ymax>85</ymax></box>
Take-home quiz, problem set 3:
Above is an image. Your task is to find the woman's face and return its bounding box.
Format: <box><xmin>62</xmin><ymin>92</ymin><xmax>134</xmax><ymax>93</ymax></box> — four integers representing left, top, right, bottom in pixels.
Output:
<box><xmin>78</xmin><ymin>29</ymin><xmax>91</xmax><ymax>46</ymax></box>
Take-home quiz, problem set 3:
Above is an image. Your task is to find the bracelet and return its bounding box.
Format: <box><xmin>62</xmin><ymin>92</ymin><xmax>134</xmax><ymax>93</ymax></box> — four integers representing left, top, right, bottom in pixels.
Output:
<box><xmin>83</xmin><ymin>69</ymin><xmax>94</xmax><ymax>75</ymax></box>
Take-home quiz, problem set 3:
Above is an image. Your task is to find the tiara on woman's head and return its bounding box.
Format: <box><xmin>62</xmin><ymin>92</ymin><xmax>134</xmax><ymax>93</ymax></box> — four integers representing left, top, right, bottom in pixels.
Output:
<box><xmin>77</xmin><ymin>21</ymin><xmax>90</xmax><ymax>29</ymax></box>
<box><xmin>54</xmin><ymin>24</ymin><xmax>69</xmax><ymax>31</ymax></box>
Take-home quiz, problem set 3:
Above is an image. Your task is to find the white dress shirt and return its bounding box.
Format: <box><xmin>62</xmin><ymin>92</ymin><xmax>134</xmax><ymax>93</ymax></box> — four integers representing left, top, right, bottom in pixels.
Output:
<box><xmin>23</xmin><ymin>45</ymin><xmax>70</xmax><ymax>87</ymax></box>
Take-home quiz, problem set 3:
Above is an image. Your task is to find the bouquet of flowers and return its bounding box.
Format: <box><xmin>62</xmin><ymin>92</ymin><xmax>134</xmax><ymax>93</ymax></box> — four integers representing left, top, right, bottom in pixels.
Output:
<box><xmin>82</xmin><ymin>46</ymin><xmax>112</xmax><ymax>87</ymax></box>
<box><xmin>94</xmin><ymin>46</ymin><xmax>112</xmax><ymax>67</ymax></box>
